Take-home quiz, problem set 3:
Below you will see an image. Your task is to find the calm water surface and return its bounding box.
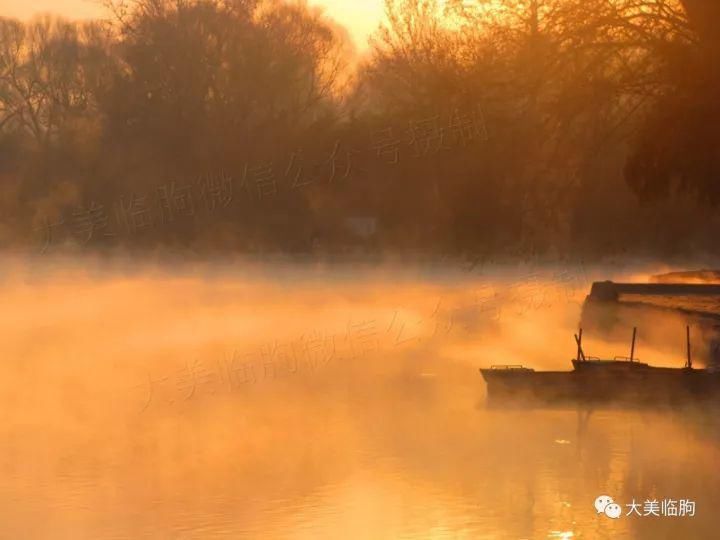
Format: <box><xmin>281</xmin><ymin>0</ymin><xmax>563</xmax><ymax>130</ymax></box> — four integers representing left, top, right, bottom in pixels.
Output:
<box><xmin>1</xmin><ymin>257</ymin><xmax>718</xmax><ymax>539</ymax></box>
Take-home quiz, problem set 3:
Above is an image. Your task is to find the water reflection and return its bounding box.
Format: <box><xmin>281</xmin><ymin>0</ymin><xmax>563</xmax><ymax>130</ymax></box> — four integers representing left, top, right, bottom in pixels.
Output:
<box><xmin>0</xmin><ymin>257</ymin><xmax>718</xmax><ymax>539</ymax></box>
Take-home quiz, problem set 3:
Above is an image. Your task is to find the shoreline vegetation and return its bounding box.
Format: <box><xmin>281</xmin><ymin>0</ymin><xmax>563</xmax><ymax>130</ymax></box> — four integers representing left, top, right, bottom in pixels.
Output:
<box><xmin>2</xmin><ymin>0</ymin><xmax>720</xmax><ymax>258</ymax></box>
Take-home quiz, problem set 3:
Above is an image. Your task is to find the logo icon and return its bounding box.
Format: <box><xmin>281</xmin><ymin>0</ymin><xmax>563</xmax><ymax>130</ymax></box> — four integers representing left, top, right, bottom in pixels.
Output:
<box><xmin>595</xmin><ymin>495</ymin><xmax>621</xmax><ymax>519</ymax></box>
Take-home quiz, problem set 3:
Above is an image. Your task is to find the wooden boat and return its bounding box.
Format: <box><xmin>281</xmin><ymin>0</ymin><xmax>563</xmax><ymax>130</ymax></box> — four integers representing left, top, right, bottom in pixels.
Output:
<box><xmin>480</xmin><ymin>327</ymin><xmax>720</xmax><ymax>404</ymax></box>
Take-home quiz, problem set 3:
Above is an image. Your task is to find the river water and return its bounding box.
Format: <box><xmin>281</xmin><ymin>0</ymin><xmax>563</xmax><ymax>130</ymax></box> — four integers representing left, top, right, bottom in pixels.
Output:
<box><xmin>1</xmin><ymin>256</ymin><xmax>718</xmax><ymax>539</ymax></box>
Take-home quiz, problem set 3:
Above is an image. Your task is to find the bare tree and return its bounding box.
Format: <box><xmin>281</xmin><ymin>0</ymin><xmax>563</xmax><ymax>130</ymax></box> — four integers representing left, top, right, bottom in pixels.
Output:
<box><xmin>0</xmin><ymin>16</ymin><xmax>110</xmax><ymax>149</ymax></box>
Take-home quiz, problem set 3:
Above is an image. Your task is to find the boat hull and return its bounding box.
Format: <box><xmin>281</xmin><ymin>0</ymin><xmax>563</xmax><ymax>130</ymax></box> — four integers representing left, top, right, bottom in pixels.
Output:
<box><xmin>480</xmin><ymin>364</ymin><xmax>720</xmax><ymax>405</ymax></box>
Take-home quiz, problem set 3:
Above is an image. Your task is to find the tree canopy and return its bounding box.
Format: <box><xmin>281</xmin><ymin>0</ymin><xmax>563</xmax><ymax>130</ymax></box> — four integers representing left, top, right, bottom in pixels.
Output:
<box><xmin>1</xmin><ymin>0</ymin><xmax>718</xmax><ymax>257</ymax></box>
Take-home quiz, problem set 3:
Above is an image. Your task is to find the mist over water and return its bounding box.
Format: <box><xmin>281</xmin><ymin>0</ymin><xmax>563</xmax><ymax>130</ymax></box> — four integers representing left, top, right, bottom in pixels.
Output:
<box><xmin>1</xmin><ymin>255</ymin><xmax>719</xmax><ymax>539</ymax></box>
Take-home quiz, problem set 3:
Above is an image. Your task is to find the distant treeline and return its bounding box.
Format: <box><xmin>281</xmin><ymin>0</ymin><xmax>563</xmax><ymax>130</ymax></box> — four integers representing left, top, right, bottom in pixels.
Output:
<box><xmin>1</xmin><ymin>0</ymin><xmax>720</xmax><ymax>257</ymax></box>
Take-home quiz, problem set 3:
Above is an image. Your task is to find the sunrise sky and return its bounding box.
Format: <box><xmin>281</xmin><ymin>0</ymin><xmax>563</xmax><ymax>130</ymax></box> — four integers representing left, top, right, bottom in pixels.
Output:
<box><xmin>0</xmin><ymin>0</ymin><xmax>387</xmax><ymax>50</ymax></box>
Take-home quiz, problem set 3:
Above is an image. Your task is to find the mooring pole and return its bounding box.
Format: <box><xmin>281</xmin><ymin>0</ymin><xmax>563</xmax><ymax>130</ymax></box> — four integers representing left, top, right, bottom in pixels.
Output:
<box><xmin>576</xmin><ymin>328</ymin><xmax>583</xmax><ymax>362</ymax></box>
<box><xmin>575</xmin><ymin>330</ymin><xmax>586</xmax><ymax>362</ymax></box>
<box><xmin>630</xmin><ymin>327</ymin><xmax>637</xmax><ymax>362</ymax></box>
<box><xmin>686</xmin><ymin>325</ymin><xmax>692</xmax><ymax>369</ymax></box>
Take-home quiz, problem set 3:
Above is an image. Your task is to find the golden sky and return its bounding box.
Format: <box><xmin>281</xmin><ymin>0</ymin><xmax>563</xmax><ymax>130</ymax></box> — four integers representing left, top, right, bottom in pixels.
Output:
<box><xmin>0</xmin><ymin>0</ymin><xmax>387</xmax><ymax>50</ymax></box>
